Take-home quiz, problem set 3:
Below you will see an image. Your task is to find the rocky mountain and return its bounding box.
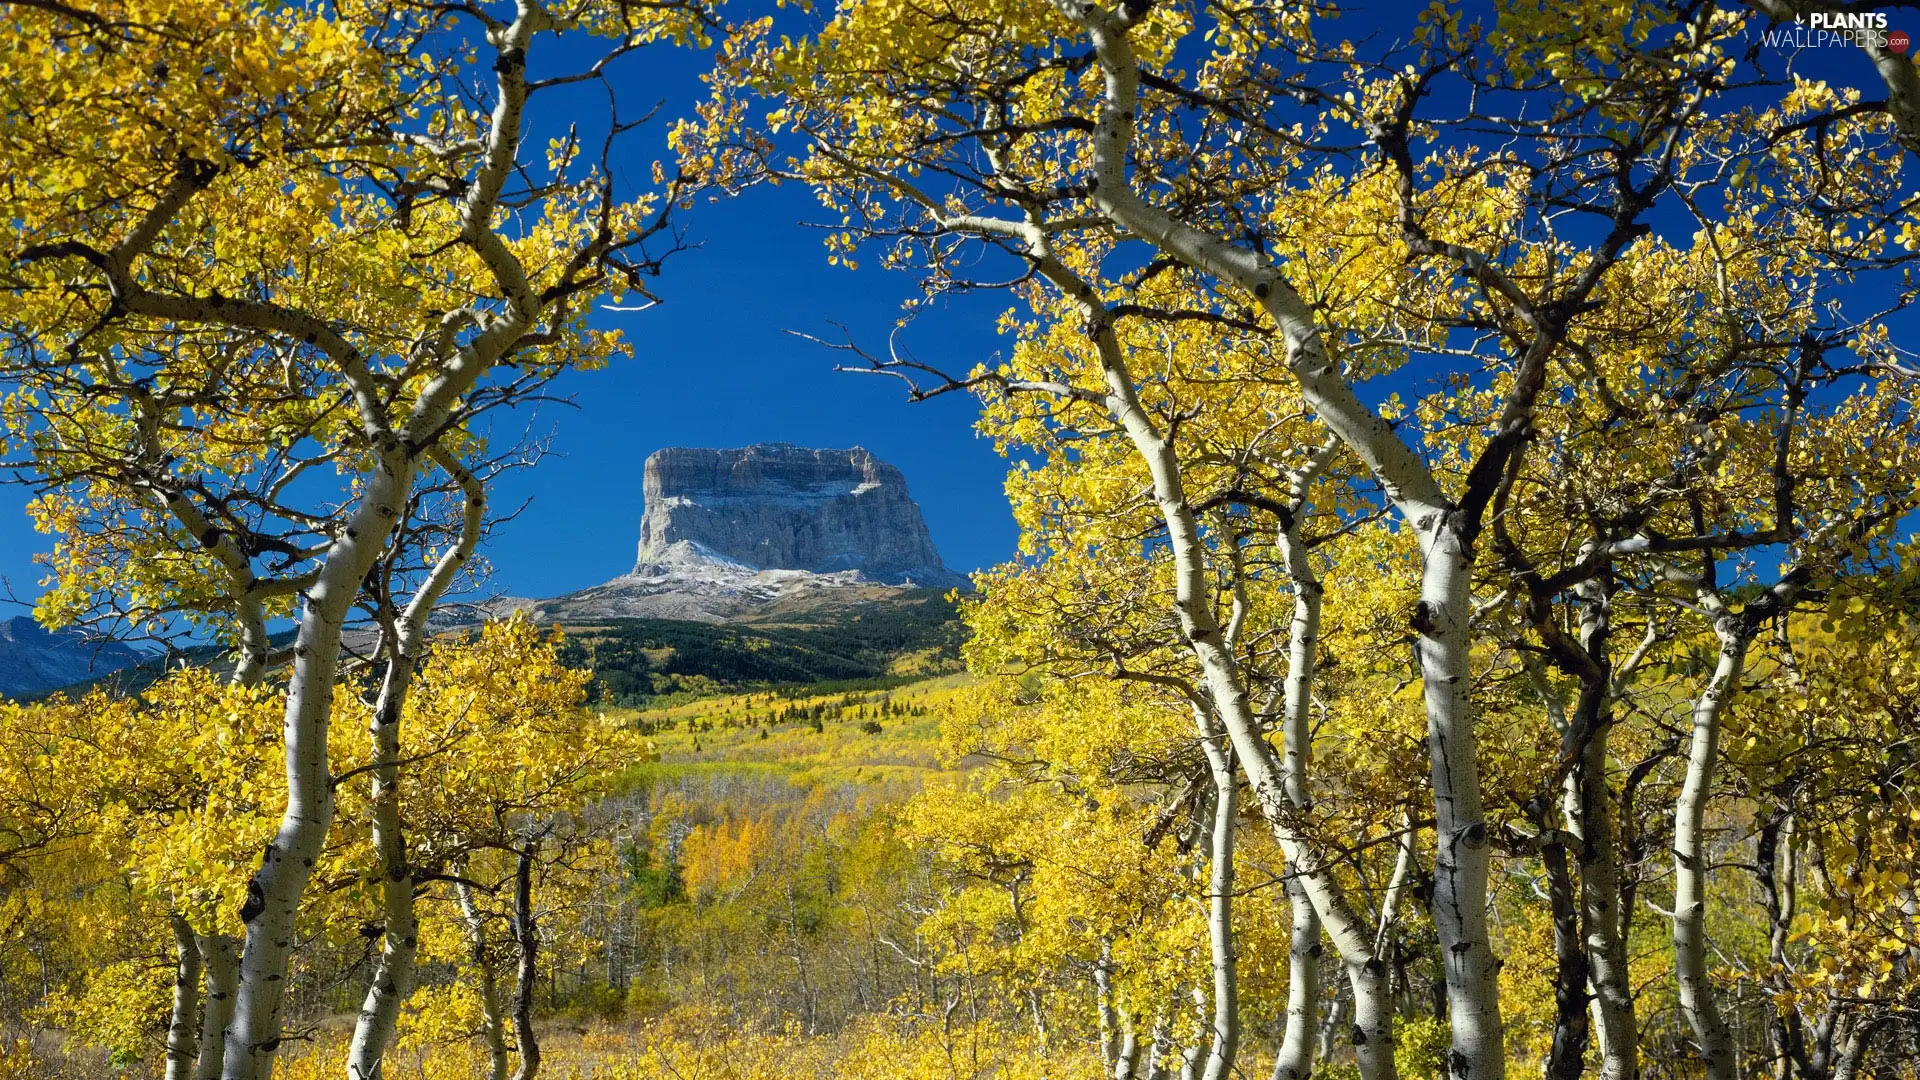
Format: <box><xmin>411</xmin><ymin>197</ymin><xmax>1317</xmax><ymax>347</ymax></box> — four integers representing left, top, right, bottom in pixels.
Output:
<box><xmin>0</xmin><ymin>615</ymin><xmax>143</xmax><ymax>699</ymax></box>
<box><xmin>536</xmin><ymin>444</ymin><xmax>967</xmax><ymax>624</ymax></box>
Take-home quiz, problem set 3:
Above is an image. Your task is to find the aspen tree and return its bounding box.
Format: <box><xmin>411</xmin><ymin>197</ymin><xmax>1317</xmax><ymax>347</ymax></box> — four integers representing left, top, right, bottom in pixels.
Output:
<box><xmin>2</xmin><ymin>1</ymin><xmax>718</xmax><ymax>1073</ymax></box>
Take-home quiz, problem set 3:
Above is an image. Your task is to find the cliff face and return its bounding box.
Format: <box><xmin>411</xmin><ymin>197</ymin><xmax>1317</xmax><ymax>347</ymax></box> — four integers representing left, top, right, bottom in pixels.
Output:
<box><xmin>534</xmin><ymin>444</ymin><xmax>966</xmax><ymax>624</ymax></box>
<box><xmin>634</xmin><ymin>445</ymin><xmax>960</xmax><ymax>588</ymax></box>
<box><xmin>0</xmin><ymin>616</ymin><xmax>141</xmax><ymax>699</ymax></box>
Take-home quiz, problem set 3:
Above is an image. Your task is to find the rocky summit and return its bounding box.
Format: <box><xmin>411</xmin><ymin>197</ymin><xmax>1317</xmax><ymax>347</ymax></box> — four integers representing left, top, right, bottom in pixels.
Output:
<box><xmin>535</xmin><ymin>444</ymin><xmax>966</xmax><ymax>623</ymax></box>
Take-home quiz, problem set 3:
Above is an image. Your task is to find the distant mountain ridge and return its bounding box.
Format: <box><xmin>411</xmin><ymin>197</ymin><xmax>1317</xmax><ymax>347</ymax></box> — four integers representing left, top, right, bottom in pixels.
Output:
<box><xmin>535</xmin><ymin>444</ymin><xmax>967</xmax><ymax>624</ymax></box>
<box><xmin>8</xmin><ymin>444</ymin><xmax>971</xmax><ymax>697</ymax></box>
<box><xmin>0</xmin><ymin>615</ymin><xmax>143</xmax><ymax>699</ymax></box>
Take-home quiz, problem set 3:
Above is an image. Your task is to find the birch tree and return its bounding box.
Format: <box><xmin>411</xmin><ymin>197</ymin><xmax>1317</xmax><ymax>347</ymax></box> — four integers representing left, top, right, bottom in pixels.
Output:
<box><xmin>690</xmin><ymin>4</ymin><xmax>1920</xmax><ymax>1075</ymax></box>
<box><xmin>1</xmin><ymin>0</ymin><xmax>719</xmax><ymax>1073</ymax></box>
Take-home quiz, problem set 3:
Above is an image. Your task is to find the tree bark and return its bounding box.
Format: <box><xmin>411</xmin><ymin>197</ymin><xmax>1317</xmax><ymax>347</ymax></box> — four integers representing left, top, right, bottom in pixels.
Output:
<box><xmin>166</xmin><ymin>915</ymin><xmax>202</xmax><ymax>1080</ymax></box>
<box><xmin>1273</xmin><ymin>451</ymin><xmax>1329</xmax><ymax>1080</ymax></box>
<box><xmin>194</xmin><ymin>934</ymin><xmax>238</xmax><ymax>1080</ymax></box>
<box><xmin>1317</xmin><ymin>977</ymin><xmax>1350</xmax><ymax>1065</ymax></box>
<box><xmin>1574</xmin><ymin>575</ymin><xmax>1638</xmax><ymax>1080</ymax></box>
<box><xmin>1578</xmin><ymin>712</ymin><xmax>1638</xmax><ymax>1080</ymax></box>
<box><xmin>1673</xmin><ymin>616</ymin><xmax>1747</xmax><ymax>1080</ymax></box>
<box><xmin>1113</xmin><ymin>1020</ymin><xmax>1141</xmax><ymax>1080</ymax></box>
<box><xmin>510</xmin><ymin>839</ymin><xmax>542</xmax><ymax>1080</ymax></box>
<box><xmin>1829</xmin><ymin>1016</ymin><xmax>1878</xmax><ymax>1080</ymax></box>
<box><xmin>344</xmin><ymin>682</ymin><xmax>420</xmax><ymax>1080</ymax></box>
<box><xmin>222</xmin><ymin>456</ymin><xmax>417</xmax><ymax>1079</ymax></box>
<box><xmin>347</xmin><ymin>456</ymin><xmax>484</xmax><ymax>1080</ymax></box>
<box><xmin>1411</xmin><ymin>532</ymin><xmax>1503</xmax><ymax>1080</ymax></box>
<box><xmin>457</xmin><ymin>876</ymin><xmax>510</xmax><ymax>1080</ymax></box>
<box><xmin>221</xmin><ymin>2</ymin><xmax>542</xmax><ymax>1071</ymax></box>
<box><xmin>1077</xmin><ymin>325</ymin><xmax>1393</xmax><ymax>1078</ymax></box>
<box><xmin>1194</xmin><ymin>717</ymin><xmax>1239</xmax><ymax>1080</ymax></box>
<box><xmin>1097</xmin><ymin>941</ymin><xmax>1121</xmax><ymax>1075</ymax></box>
<box><xmin>1541</xmin><ymin>832</ymin><xmax>1590</xmax><ymax>1080</ymax></box>
<box><xmin>1056</xmin><ymin>10</ymin><xmax>1504</xmax><ymax>1073</ymax></box>
<box><xmin>1272</xmin><ymin>882</ymin><xmax>1321</xmax><ymax>1080</ymax></box>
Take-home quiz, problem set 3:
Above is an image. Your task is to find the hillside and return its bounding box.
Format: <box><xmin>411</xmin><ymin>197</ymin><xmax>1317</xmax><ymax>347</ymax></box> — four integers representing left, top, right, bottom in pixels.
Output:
<box><xmin>613</xmin><ymin>673</ymin><xmax>969</xmax><ymax>784</ymax></box>
<box><xmin>552</xmin><ymin>587</ymin><xmax>966</xmax><ymax>706</ymax></box>
<box><xmin>0</xmin><ymin>616</ymin><xmax>143</xmax><ymax>699</ymax></box>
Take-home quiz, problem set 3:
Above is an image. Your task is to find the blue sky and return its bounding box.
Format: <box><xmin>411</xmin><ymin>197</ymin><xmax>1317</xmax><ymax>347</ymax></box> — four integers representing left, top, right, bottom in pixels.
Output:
<box><xmin>0</xmin><ymin>196</ymin><xmax>1022</xmax><ymax>603</ymax></box>
<box><xmin>445</xmin><ymin>175</ymin><xmax>1023</xmax><ymax>600</ymax></box>
<box><xmin>0</xmin><ymin>24</ymin><xmax>1024</xmax><ymax>609</ymax></box>
<box><xmin>0</xmin><ymin>4</ymin><xmax>1909</xmax><ymax>612</ymax></box>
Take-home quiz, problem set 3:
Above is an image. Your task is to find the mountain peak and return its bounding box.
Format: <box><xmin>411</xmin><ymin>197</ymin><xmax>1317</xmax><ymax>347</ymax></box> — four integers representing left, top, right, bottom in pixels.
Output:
<box><xmin>0</xmin><ymin>616</ymin><xmax>143</xmax><ymax>699</ymax></box>
<box><xmin>534</xmin><ymin>444</ymin><xmax>966</xmax><ymax>624</ymax></box>
<box><xmin>632</xmin><ymin>444</ymin><xmax>962</xmax><ymax>589</ymax></box>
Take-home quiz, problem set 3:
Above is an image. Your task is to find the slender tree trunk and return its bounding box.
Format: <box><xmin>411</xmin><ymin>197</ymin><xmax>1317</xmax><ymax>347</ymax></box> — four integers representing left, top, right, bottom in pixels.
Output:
<box><xmin>1065</xmin><ymin>10</ymin><xmax>1506</xmax><ymax>1072</ymax></box>
<box><xmin>166</xmin><ymin>915</ymin><xmax>202</xmax><ymax>1080</ymax></box>
<box><xmin>1273</xmin><ymin>883</ymin><xmax>1321</xmax><ymax>1080</ymax></box>
<box><xmin>1541</xmin><ymin>832</ymin><xmax>1590</xmax><ymax>1080</ymax></box>
<box><xmin>1318</xmin><ymin>977</ymin><xmax>1350</xmax><ymax>1065</ymax></box>
<box><xmin>1028</xmin><ymin>988</ymin><xmax>1049</xmax><ymax>1051</ymax></box>
<box><xmin>510</xmin><ymin>840</ymin><xmax>542</xmax><ymax>1080</ymax></box>
<box><xmin>1579</xmin><ymin>719</ymin><xmax>1638</xmax><ymax>1080</ymax></box>
<box><xmin>1114</xmin><ymin>1020</ymin><xmax>1141</xmax><ymax>1080</ymax></box>
<box><xmin>1673</xmin><ymin>620</ymin><xmax>1747</xmax><ymax>1080</ymax></box>
<box><xmin>194</xmin><ymin>934</ymin><xmax>239</xmax><ymax>1080</ymax></box>
<box><xmin>1145</xmin><ymin>1006</ymin><xmax>1175</xmax><ymax>1080</ymax></box>
<box><xmin>1081</xmin><ymin>342</ymin><xmax>1393</xmax><ymax>1080</ymax></box>
<box><xmin>1413</xmin><ymin>534</ymin><xmax>1503</xmax><ymax>1080</ymax></box>
<box><xmin>1377</xmin><ymin>811</ymin><xmax>1417</xmax><ymax>957</ymax></box>
<box><xmin>1574</xmin><ymin>573</ymin><xmax>1640</xmax><ymax>1080</ymax></box>
<box><xmin>1829</xmin><ymin>1017</ymin><xmax>1877</xmax><ymax>1080</ymax></box>
<box><xmin>1274</xmin><ymin>462</ymin><xmax>1329</xmax><ymax>1080</ymax></box>
<box><xmin>456</xmin><ymin>877</ymin><xmax>510</xmax><ymax>1080</ymax></box>
<box><xmin>219</xmin><ymin>0</ymin><xmax>541</xmax><ymax>1067</ymax></box>
<box><xmin>1195</xmin><ymin>720</ymin><xmax>1239</xmax><ymax>1080</ymax></box>
<box><xmin>345</xmin><ymin>657</ymin><xmax>420</xmax><ymax>1080</ymax></box>
<box><xmin>957</xmin><ymin>60</ymin><xmax>1419</xmax><ymax>1067</ymax></box>
<box><xmin>223</xmin><ymin>459</ymin><xmax>416</xmax><ymax>1079</ymax></box>
<box><xmin>347</xmin><ymin>460</ymin><xmax>483</xmax><ymax>1080</ymax></box>
<box><xmin>1097</xmin><ymin>941</ymin><xmax>1121</xmax><ymax>1075</ymax></box>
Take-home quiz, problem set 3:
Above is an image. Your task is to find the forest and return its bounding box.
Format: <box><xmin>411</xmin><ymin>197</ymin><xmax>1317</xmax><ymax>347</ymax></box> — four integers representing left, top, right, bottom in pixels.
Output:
<box><xmin>2</xmin><ymin>1</ymin><xmax>1919</xmax><ymax>1079</ymax></box>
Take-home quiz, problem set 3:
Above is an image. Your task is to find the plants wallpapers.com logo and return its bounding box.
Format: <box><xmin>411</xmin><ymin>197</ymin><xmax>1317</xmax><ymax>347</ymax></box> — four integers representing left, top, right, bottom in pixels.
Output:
<box><xmin>1764</xmin><ymin>10</ymin><xmax>1911</xmax><ymax>53</ymax></box>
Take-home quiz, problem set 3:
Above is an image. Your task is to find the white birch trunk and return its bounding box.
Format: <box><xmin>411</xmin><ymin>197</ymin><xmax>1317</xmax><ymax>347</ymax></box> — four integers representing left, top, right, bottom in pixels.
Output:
<box><xmin>1673</xmin><ymin>618</ymin><xmax>1746</xmax><ymax>1080</ymax></box>
<box><xmin>1097</xmin><ymin>941</ymin><xmax>1121</xmax><ymax>1074</ymax></box>
<box><xmin>1272</xmin><ymin>886</ymin><xmax>1321</xmax><ymax>1080</ymax></box>
<box><xmin>1273</xmin><ymin>481</ymin><xmax>1323</xmax><ymax>825</ymax></box>
<box><xmin>221</xmin><ymin>458</ymin><xmax>416</xmax><ymax>1078</ymax></box>
<box><xmin>1273</xmin><ymin>477</ymin><xmax>1328</xmax><ymax>1080</ymax></box>
<box><xmin>343</xmin><ymin>653</ymin><xmax>422</xmax><ymax>1080</ymax></box>
<box><xmin>1086</xmin><ymin>329</ymin><xmax>1395</xmax><ymax>1080</ymax></box>
<box><xmin>1145</xmin><ymin>1008</ymin><xmax>1174</xmax><ymax>1080</ymax></box>
<box><xmin>194</xmin><ymin>934</ymin><xmax>238</xmax><ymax>1080</ymax></box>
<box><xmin>1195</xmin><ymin>715</ymin><xmax>1239</xmax><ymax>1080</ymax></box>
<box><xmin>457</xmin><ymin>875</ymin><xmax>511</xmax><ymax>1080</ymax></box>
<box><xmin>166</xmin><ymin>915</ymin><xmax>202</xmax><ymax>1080</ymax></box>
<box><xmin>1113</xmin><ymin>1020</ymin><xmax>1142</xmax><ymax>1080</ymax></box>
<box><xmin>1413</xmin><ymin>533</ymin><xmax>1502</xmax><ymax>1078</ymax></box>
<box><xmin>1055</xmin><ymin>9</ymin><xmax>1503</xmax><ymax>1073</ymax></box>
<box><xmin>347</xmin><ymin>461</ymin><xmax>485</xmax><ymax>1080</ymax></box>
<box><xmin>222</xmin><ymin>3</ymin><xmax>541</xmax><ymax>1064</ymax></box>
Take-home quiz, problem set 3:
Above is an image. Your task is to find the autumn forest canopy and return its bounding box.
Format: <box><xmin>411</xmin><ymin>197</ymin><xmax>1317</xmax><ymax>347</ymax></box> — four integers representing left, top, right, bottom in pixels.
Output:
<box><xmin>2</xmin><ymin>0</ymin><xmax>1920</xmax><ymax>1078</ymax></box>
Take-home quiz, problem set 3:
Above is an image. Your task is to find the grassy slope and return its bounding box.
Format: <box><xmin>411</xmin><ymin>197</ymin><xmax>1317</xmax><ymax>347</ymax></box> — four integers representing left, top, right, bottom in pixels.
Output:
<box><xmin>557</xmin><ymin>589</ymin><xmax>966</xmax><ymax>707</ymax></box>
<box><xmin>610</xmin><ymin>673</ymin><xmax>973</xmax><ymax>791</ymax></box>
